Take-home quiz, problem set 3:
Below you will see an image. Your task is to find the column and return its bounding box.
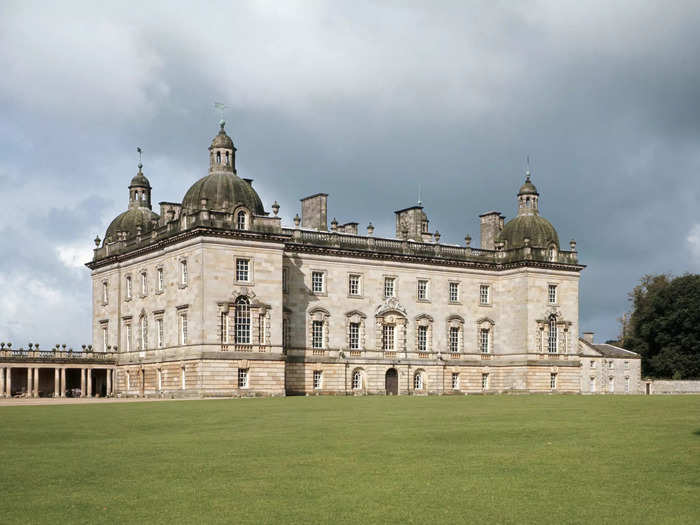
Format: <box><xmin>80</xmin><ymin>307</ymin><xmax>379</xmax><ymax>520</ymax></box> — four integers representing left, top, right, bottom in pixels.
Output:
<box><xmin>60</xmin><ymin>368</ymin><xmax>66</xmax><ymax>397</ymax></box>
<box><xmin>27</xmin><ymin>367</ymin><xmax>32</xmax><ymax>397</ymax></box>
<box><xmin>87</xmin><ymin>369</ymin><xmax>92</xmax><ymax>397</ymax></box>
<box><xmin>0</xmin><ymin>367</ymin><xmax>4</xmax><ymax>398</ymax></box>
<box><xmin>80</xmin><ymin>368</ymin><xmax>86</xmax><ymax>397</ymax></box>
<box><xmin>106</xmin><ymin>369</ymin><xmax>112</xmax><ymax>396</ymax></box>
<box><xmin>33</xmin><ymin>368</ymin><xmax>39</xmax><ymax>398</ymax></box>
<box><xmin>54</xmin><ymin>368</ymin><xmax>59</xmax><ymax>397</ymax></box>
<box><xmin>6</xmin><ymin>367</ymin><xmax>11</xmax><ymax>397</ymax></box>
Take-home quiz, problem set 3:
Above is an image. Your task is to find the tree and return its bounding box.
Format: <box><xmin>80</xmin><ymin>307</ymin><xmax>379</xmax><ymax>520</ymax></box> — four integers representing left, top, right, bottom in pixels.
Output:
<box><xmin>622</xmin><ymin>273</ymin><xmax>700</xmax><ymax>379</ymax></box>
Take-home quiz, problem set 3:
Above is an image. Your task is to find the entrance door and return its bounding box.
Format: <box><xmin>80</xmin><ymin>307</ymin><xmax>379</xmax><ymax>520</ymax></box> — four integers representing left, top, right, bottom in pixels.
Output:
<box><xmin>385</xmin><ymin>368</ymin><xmax>398</xmax><ymax>395</ymax></box>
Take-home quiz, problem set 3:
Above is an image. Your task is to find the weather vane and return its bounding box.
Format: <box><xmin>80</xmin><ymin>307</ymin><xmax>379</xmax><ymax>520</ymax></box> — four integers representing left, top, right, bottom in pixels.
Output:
<box><xmin>137</xmin><ymin>147</ymin><xmax>143</xmax><ymax>168</ymax></box>
<box><xmin>526</xmin><ymin>155</ymin><xmax>531</xmax><ymax>179</ymax></box>
<box><xmin>214</xmin><ymin>102</ymin><xmax>229</xmax><ymax>123</ymax></box>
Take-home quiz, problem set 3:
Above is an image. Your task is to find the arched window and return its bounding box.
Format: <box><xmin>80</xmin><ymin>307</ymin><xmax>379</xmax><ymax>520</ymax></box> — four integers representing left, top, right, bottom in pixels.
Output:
<box><xmin>237</xmin><ymin>211</ymin><xmax>247</xmax><ymax>230</ymax></box>
<box><xmin>235</xmin><ymin>296</ymin><xmax>250</xmax><ymax>344</ymax></box>
<box><xmin>216</xmin><ymin>151</ymin><xmax>221</xmax><ymax>164</ymax></box>
<box><xmin>352</xmin><ymin>369</ymin><xmax>363</xmax><ymax>390</ymax></box>
<box><xmin>138</xmin><ymin>315</ymin><xmax>147</xmax><ymax>350</ymax></box>
<box><xmin>413</xmin><ymin>371</ymin><xmax>424</xmax><ymax>390</ymax></box>
<box><xmin>225</xmin><ymin>151</ymin><xmax>230</xmax><ymax>166</ymax></box>
<box><xmin>548</xmin><ymin>315</ymin><xmax>557</xmax><ymax>353</ymax></box>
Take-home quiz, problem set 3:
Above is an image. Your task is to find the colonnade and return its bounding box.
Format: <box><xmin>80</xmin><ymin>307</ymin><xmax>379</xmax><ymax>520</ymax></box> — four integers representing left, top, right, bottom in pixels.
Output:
<box><xmin>0</xmin><ymin>366</ymin><xmax>114</xmax><ymax>398</ymax></box>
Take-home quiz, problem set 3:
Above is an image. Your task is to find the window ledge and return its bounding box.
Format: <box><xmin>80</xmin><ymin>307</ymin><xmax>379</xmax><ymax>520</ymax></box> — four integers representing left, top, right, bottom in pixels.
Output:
<box><xmin>479</xmin><ymin>303</ymin><xmax>492</xmax><ymax>308</ymax></box>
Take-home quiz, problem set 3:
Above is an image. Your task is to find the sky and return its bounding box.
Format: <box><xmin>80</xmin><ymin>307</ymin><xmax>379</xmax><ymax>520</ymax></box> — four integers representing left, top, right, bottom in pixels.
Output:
<box><xmin>1</xmin><ymin>0</ymin><xmax>700</xmax><ymax>348</ymax></box>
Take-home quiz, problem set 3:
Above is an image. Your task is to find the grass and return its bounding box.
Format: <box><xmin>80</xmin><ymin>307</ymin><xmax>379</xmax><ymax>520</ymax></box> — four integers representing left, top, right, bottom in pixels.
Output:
<box><xmin>1</xmin><ymin>396</ymin><xmax>699</xmax><ymax>524</ymax></box>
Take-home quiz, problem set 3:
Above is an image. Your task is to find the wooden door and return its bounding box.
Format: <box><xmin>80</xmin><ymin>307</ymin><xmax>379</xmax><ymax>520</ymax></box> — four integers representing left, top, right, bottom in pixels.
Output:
<box><xmin>385</xmin><ymin>368</ymin><xmax>398</xmax><ymax>395</ymax></box>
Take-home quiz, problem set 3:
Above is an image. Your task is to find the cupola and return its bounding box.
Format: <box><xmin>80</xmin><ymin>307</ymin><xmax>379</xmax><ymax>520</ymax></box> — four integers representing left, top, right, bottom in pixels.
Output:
<box><xmin>209</xmin><ymin>120</ymin><xmax>236</xmax><ymax>174</ymax></box>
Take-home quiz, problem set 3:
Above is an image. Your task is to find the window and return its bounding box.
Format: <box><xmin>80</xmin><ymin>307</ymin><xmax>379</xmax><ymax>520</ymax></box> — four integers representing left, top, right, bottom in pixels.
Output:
<box><xmin>156</xmin><ymin>318</ymin><xmax>164</xmax><ymax>348</ymax></box>
<box><xmin>282</xmin><ymin>268</ymin><xmax>288</xmax><ymax>292</ymax></box>
<box><xmin>312</xmin><ymin>320</ymin><xmax>324</xmax><ymax>349</ymax></box>
<box><xmin>141</xmin><ymin>272</ymin><xmax>147</xmax><ymax>295</ymax></box>
<box><xmin>548</xmin><ymin>284</ymin><xmax>557</xmax><ymax>304</ymax></box>
<box><xmin>180</xmin><ymin>260</ymin><xmax>188</xmax><ymax>286</ymax></box>
<box><xmin>125</xmin><ymin>323</ymin><xmax>132</xmax><ymax>352</ymax></box>
<box><xmin>451</xmin><ymin>373</ymin><xmax>459</xmax><ymax>390</ymax></box>
<box><xmin>126</xmin><ymin>276</ymin><xmax>132</xmax><ymax>299</ymax></box>
<box><xmin>479</xmin><ymin>285</ymin><xmax>490</xmax><ymax>305</ymax></box>
<box><xmin>384</xmin><ymin>277</ymin><xmax>396</xmax><ymax>298</ymax></box>
<box><xmin>417</xmin><ymin>280</ymin><xmax>428</xmax><ymax>300</ymax></box>
<box><xmin>138</xmin><ymin>316</ymin><xmax>147</xmax><ymax>350</ymax></box>
<box><xmin>590</xmin><ymin>377</ymin><xmax>596</xmax><ymax>392</ymax></box>
<box><xmin>157</xmin><ymin>268</ymin><xmax>163</xmax><ymax>292</ymax></box>
<box><xmin>258</xmin><ymin>314</ymin><xmax>266</xmax><ymax>344</ymax></box>
<box><xmin>352</xmin><ymin>370</ymin><xmax>362</xmax><ymax>390</ymax></box>
<box><xmin>480</xmin><ymin>328</ymin><xmax>490</xmax><ymax>353</ymax></box>
<box><xmin>179</xmin><ymin>313</ymin><xmax>188</xmax><ymax>345</ymax></box>
<box><xmin>608</xmin><ymin>377</ymin><xmax>615</xmax><ymax>393</ymax></box>
<box><xmin>548</xmin><ymin>316</ymin><xmax>557</xmax><ymax>353</ymax></box>
<box><xmin>382</xmin><ymin>324</ymin><xmax>395</xmax><ymax>351</ymax></box>
<box><xmin>449</xmin><ymin>327</ymin><xmax>460</xmax><ymax>353</ymax></box>
<box><xmin>236</xmin><ymin>258</ymin><xmax>250</xmax><ymax>282</ymax></box>
<box><xmin>348</xmin><ymin>274</ymin><xmax>361</xmax><ymax>296</ymax></box>
<box><xmin>102</xmin><ymin>282</ymin><xmax>108</xmax><ymax>304</ymax></box>
<box><xmin>625</xmin><ymin>377</ymin><xmax>630</xmax><ymax>393</ymax></box>
<box><xmin>417</xmin><ymin>325</ymin><xmax>428</xmax><ymax>352</ymax></box>
<box><xmin>590</xmin><ymin>360</ymin><xmax>596</xmax><ymax>368</ymax></box>
<box><xmin>237</xmin><ymin>211</ymin><xmax>247</xmax><ymax>230</ymax></box>
<box><xmin>221</xmin><ymin>313</ymin><xmax>229</xmax><ymax>344</ymax></box>
<box><xmin>312</xmin><ymin>271</ymin><xmax>324</xmax><ymax>294</ymax></box>
<box><xmin>238</xmin><ymin>368</ymin><xmax>249</xmax><ymax>388</ymax></box>
<box><xmin>550</xmin><ymin>373</ymin><xmax>557</xmax><ymax>389</ymax></box>
<box><xmin>313</xmin><ymin>370</ymin><xmax>322</xmax><ymax>389</ymax></box>
<box><xmin>481</xmin><ymin>373</ymin><xmax>489</xmax><ymax>390</ymax></box>
<box><xmin>413</xmin><ymin>372</ymin><xmax>423</xmax><ymax>390</ymax></box>
<box><xmin>102</xmin><ymin>324</ymin><xmax>108</xmax><ymax>352</ymax></box>
<box><xmin>624</xmin><ymin>361</ymin><xmax>630</xmax><ymax>370</ymax></box>
<box><xmin>608</xmin><ymin>360</ymin><xmax>615</xmax><ymax>370</ymax></box>
<box><xmin>349</xmin><ymin>322</ymin><xmax>360</xmax><ymax>350</ymax></box>
<box><xmin>235</xmin><ymin>297</ymin><xmax>251</xmax><ymax>344</ymax></box>
<box><xmin>449</xmin><ymin>282</ymin><xmax>459</xmax><ymax>303</ymax></box>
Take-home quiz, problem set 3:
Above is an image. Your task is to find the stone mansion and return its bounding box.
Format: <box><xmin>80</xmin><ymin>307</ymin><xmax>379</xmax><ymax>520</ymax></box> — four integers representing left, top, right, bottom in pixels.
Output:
<box><xmin>0</xmin><ymin>121</ymin><xmax>642</xmax><ymax>399</ymax></box>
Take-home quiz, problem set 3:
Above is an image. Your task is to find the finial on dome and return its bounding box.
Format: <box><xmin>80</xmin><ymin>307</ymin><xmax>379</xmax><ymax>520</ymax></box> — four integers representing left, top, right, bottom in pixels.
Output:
<box><xmin>137</xmin><ymin>147</ymin><xmax>143</xmax><ymax>172</ymax></box>
<box><xmin>525</xmin><ymin>155</ymin><xmax>531</xmax><ymax>182</ymax></box>
<box><xmin>219</xmin><ymin>119</ymin><xmax>226</xmax><ymax>131</ymax></box>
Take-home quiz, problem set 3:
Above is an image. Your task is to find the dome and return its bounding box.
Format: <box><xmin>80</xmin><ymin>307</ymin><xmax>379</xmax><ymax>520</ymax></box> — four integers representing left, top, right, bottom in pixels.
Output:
<box><xmin>130</xmin><ymin>169</ymin><xmax>150</xmax><ymax>188</ymax></box>
<box><xmin>105</xmin><ymin>207</ymin><xmax>159</xmax><ymax>242</ymax></box>
<box><xmin>211</xmin><ymin>127</ymin><xmax>234</xmax><ymax>150</ymax></box>
<box><xmin>181</xmin><ymin>172</ymin><xmax>265</xmax><ymax>215</ymax></box>
<box><xmin>498</xmin><ymin>214</ymin><xmax>559</xmax><ymax>249</ymax></box>
<box><xmin>518</xmin><ymin>175</ymin><xmax>538</xmax><ymax>196</ymax></box>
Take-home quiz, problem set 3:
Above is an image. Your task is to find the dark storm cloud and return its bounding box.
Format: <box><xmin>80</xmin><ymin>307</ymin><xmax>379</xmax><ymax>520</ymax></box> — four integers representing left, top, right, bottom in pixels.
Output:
<box><xmin>2</xmin><ymin>0</ymin><xmax>700</xmax><ymax>345</ymax></box>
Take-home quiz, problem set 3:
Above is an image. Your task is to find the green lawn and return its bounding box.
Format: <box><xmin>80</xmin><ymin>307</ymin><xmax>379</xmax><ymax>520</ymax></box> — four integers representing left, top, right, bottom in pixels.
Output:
<box><xmin>1</xmin><ymin>396</ymin><xmax>699</xmax><ymax>524</ymax></box>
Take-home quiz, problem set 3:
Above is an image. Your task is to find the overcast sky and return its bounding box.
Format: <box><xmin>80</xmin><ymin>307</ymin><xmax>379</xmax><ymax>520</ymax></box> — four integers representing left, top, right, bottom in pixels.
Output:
<box><xmin>1</xmin><ymin>0</ymin><xmax>700</xmax><ymax>348</ymax></box>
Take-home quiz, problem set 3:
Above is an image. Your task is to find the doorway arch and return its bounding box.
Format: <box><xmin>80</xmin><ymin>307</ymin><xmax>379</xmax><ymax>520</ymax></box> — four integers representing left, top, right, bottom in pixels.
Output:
<box><xmin>385</xmin><ymin>368</ymin><xmax>398</xmax><ymax>395</ymax></box>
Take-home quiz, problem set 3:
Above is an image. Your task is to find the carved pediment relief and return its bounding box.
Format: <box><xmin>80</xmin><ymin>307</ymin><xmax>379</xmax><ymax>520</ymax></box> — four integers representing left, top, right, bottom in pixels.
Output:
<box><xmin>376</xmin><ymin>297</ymin><xmax>407</xmax><ymax>318</ymax></box>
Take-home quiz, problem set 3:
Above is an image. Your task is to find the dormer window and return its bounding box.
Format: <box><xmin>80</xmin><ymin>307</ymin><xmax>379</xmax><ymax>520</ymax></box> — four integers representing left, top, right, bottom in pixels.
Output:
<box><xmin>237</xmin><ymin>211</ymin><xmax>247</xmax><ymax>230</ymax></box>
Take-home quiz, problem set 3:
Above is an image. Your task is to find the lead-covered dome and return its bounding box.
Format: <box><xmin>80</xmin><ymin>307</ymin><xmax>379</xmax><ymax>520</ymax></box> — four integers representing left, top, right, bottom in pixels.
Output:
<box><xmin>104</xmin><ymin>163</ymin><xmax>159</xmax><ymax>243</ymax></box>
<box><xmin>498</xmin><ymin>214</ymin><xmax>559</xmax><ymax>249</ymax></box>
<box><xmin>497</xmin><ymin>171</ymin><xmax>559</xmax><ymax>249</ymax></box>
<box><xmin>181</xmin><ymin>121</ymin><xmax>265</xmax><ymax>215</ymax></box>
<box><xmin>181</xmin><ymin>172</ymin><xmax>265</xmax><ymax>214</ymax></box>
<box><xmin>105</xmin><ymin>207</ymin><xmax>159</xmax><ymax>242</ymax></box>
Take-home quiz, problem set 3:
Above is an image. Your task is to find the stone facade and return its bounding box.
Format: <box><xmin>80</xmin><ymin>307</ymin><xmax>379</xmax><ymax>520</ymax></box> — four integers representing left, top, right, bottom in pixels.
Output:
<box><xmin>78</xmin><ymin>123</ymin><xmax>643</xmax><ymax>398</ymax></box>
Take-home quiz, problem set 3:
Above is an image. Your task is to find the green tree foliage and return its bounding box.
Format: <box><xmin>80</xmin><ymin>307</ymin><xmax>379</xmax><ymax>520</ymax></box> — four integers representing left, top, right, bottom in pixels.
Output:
<box><xmin>623</xmin><ymin>274</ymin><xmax>700</xmax><ymax>378</ymax></box>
